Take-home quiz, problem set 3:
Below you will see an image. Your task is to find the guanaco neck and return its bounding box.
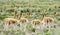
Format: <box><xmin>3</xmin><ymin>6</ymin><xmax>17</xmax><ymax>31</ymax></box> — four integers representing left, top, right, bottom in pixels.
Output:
<box><xmin>52</xmin><ymin>12</ymin><xmax>56</xmax><ymax>18</ymax></box>
<box><xmin>27</xmin><ymin>9</ymin><xmax>30</xmax><ymax>19</ymax></box>
<box><xmin>27</xmin><ymin>12</ymin><xmax>30</xmax><ymax>19</ymax></box>
<box><xmin>14</xmin><ymin>11</ymin><xmax>16</xmax><ymax>19</ymax></box>
<box><xmin>40</xmin><ymin>14</ymin><xmax>46</xmax><ymax>20</ymax></box>
<box><xmin>19</xmin><ymin>12</ymin><xmax>23</xmax><ymax>20</ymax></box>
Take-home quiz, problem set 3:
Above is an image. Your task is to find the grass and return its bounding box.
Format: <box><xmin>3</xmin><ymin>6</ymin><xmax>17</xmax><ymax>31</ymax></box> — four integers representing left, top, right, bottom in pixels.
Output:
<box><xmin>0</xmin><ymin>0</ymin><xmax>60</xmax><ymax>35</ymax></box>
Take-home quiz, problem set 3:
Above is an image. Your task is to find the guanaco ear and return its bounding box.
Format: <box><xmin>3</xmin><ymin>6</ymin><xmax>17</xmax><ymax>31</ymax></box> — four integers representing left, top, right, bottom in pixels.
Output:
<box><xmin>18</xmin><ymin>12</ymin><xmax>23</xmax><ymax>20</ymax></box>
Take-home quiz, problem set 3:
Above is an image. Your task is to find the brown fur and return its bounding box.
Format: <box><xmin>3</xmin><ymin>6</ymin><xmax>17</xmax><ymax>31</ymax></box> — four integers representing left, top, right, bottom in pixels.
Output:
<box><xmin>32</xmin><ymin>19</ymin><xmax>41</xmax><ymax>25</ymax></box>
<box><xmin>43</xmin><ymin>17</ymin><xmax>54</xmax><ymax>24</ymax></box>
<box><xmin>4</xmin><ymin>18</ymin><xmax>19</xmax><ymax>25</ymax></box>
<box><xmin>20</xmin><ymin>18</ymin><xmax>28</xmax><ymax>23</ymax></box>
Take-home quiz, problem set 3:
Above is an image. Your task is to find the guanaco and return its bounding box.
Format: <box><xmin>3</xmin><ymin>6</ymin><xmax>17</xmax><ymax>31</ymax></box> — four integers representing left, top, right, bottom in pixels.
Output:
<box><xmin>4</xmin><ymin>11</ymin><xmax>19</xmax><ymax>25</ymax></box>
<box><xmin>18</xmin><ymin>10</ymin><xmax>30</xmax><ymax>23</ymax></box>
<box><xmin>42</xmin><ymin>12</ymin><xmax>56</xmax><ymax>25</ymax></box>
